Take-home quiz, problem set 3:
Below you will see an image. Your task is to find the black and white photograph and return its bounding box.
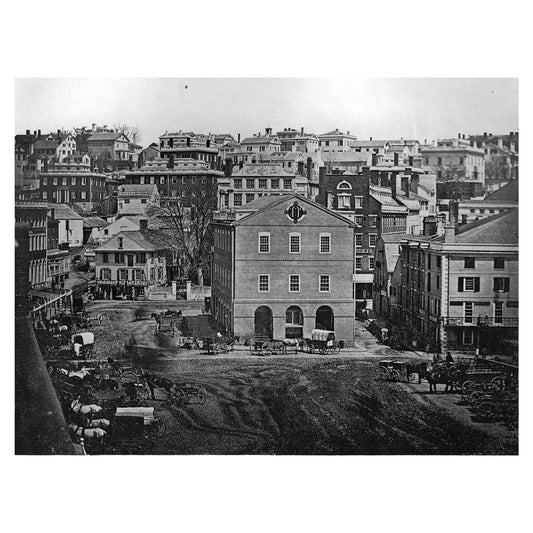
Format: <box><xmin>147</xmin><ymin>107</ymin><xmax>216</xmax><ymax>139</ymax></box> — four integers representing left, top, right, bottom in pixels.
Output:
<box><xmin>14</xmin><ymin>77</ymin><xmax>519</xmax><ymax>456</ymax></box>
<box><xmin>4</xmin><ymin>1</ymin><xmax>529</xmax><ymax>532</ymax></box>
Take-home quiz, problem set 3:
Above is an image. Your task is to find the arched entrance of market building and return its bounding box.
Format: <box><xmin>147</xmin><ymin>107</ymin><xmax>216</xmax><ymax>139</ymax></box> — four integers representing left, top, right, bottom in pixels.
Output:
<box><xmin>285</xmin><ymin>305</ymin><xmax>303</xmax><ymax>339</ymax></box>
<box><xmin>316</xmin><ymin>305</ymin><xmax>334</xmax><ymax>331</ymax></box>
<box><xmin>254</xmin><ymin>306</ymin><xmax>273</xmax><ymax>339</ymax></box>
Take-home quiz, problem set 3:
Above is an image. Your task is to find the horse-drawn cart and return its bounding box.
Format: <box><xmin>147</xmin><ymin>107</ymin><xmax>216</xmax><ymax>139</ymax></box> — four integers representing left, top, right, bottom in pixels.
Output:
<box><xmin>71</xmin><ymin>332</ymin><xmax>95</xmax><ymax>358</ymax></box>
<box><xmin>301</xmin><ymin>330</ymin><xmax>341</xmax><ymax>355</ymax></box>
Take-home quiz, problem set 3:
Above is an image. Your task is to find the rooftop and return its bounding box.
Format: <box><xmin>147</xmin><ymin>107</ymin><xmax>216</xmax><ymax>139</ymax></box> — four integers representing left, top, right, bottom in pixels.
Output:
<box><xmin>48</xmin><ymin>203</ymin><xmax>83</xmax><ymax>220</ymax></box>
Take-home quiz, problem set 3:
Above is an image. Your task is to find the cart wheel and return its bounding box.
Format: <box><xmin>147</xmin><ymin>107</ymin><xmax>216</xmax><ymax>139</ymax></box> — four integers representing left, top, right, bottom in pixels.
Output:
<box><xmin>461</xmin><ymin>381</ymin><xmax>475</xmax><ymax>398</ymax></box>
<box><xmin>468</xmin><ymin>391</ymin><xmax>484</xmax><ymax>407</ymax></box>
<box><xmin>408</xmin><ymin>372</ymin><xmax>417</xmax><ymax>383</ymax></box>
<box><xmin>197</xmin><ymin>387</ymin><xmax>207</xmax><ymax>405</ymax></box>
<box><xmin>153</xmin><ymin>416</ymin><xmax>167</xmax><ymax>438</ymax></box>
<box><xmin>331</xmin><ymin>344</ymin><xmax>341</xmax><ymax>355</ymax></box>
<box><xmin>121</xmin><ymin>371</ymin><xmax>137</xmax><ymax>381</ymax></box>
<box><xmin>110</xmin><ymin>367</ymin><xmax>123</xmax><ymax>378</ymax></box>
<box><xmin>169</xmin><ymin>387</ymin><xmax>186</xmax><ymax>406</ymax></box>
<box><xmin>476</xmin><ymin>401</ymin><xmax>497</xmax><ymax>421</ymax></box>
<box><xmin>390</xmin><ymin>369</ymin><xmax>401</xmax><ymax>382</ymax></box>
<box><xmin>491</xmin><ymin>376</ymin><xmax>504</xmax><ymax>390</ymax></box>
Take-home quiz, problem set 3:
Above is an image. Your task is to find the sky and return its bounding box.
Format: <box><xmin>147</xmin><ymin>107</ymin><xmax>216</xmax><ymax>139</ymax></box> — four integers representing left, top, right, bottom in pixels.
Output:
<box><xmin>15</xmin><ymin>78</ymin><xmax>518</xmax><ymax>146</ymax></box>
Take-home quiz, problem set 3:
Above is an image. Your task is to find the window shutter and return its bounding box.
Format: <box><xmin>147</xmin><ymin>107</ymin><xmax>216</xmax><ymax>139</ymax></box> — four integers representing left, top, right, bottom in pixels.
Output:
<box><xmin>493</xmin><ymin>278</ymin><xmax>497</xmax><ymax>291</ymax></box>
<box><xmin>458</xmin><ymin>277</ymin><xmax>464</xmax><ymax>292</ymax></box>
<box><xmin>504</xmin><ymin>278</ymin><xmax>510</xmax><ymax>292</ymax></box>
<box><xmin>474</xmin><ymin>278</ymin><xmax>480</xmax><ymax>292</ymax></box>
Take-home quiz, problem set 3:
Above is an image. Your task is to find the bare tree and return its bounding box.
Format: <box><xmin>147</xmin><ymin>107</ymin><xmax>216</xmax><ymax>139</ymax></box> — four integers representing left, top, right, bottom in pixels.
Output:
<box><xmin>113</xmin><ymin>123</ymin><xmax>143</xmax><ymax>145</ymax></box>
<box><xmin>485</xmin><ymin>155</ymin><xmax>510</xmax><ymax>180</ymax></box>
<box><xmin>147</xmin><ymin>178</ymin><xmax>218</xmax><ymax>285</ymax></box>
<box><xmin>434</xmin><ymin>164</ymin><xmax>479</xmax><ymax>199</ymax></box>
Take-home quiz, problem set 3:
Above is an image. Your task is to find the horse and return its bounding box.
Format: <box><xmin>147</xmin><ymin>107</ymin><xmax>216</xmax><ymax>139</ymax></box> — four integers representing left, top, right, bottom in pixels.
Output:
<box><xmin>70</xmin><ymin>397</ymin><xmax>102</xmax><ymax>415</ymax></box>
<box><xmin>418</xmin><ymin>364</ymin><xmax>456</xmax><ymax>393</ymax></box>
<box><xmin>406</xmin><ymin>361</ymin><xmax>428</xmax><ymax>384</ymax></box>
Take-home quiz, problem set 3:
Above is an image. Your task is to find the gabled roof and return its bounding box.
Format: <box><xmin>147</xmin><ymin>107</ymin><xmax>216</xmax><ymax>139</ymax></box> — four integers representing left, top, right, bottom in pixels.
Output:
<box><xmin>48</xmin><ymin>203</ymin><xmax>83</xmax><ymax>220</ymax></box>
<box><xmin>240</xmin><ymin>136</ymin><xmax>280</xmax><ymax>145</ymax></box>
<box><xmin>232</xmin><ymin>163</ymin><xmax>295</xmax><ymax>177</ymax></box>
<box><xmin>118</xmin><ymin>184</ymin><xmax>159</xmax><ymax>195</ymax></box>
<box><xmin>87</xmin><ymin>131</ymin><xmax>130</xmax><ymax>142</ymax></box>
<box><xmin>380</xmin><ymin>234</ymin><xmax>404</xmax><ymax>273</ymax></box>
<box><xmin>484</xmin><ymin>180</ymin><xmax>518</xmax><ymax>203</ymax></box>
<box><xmin>233</xmin><ymin>193</ymin><xmax>356</xmax><ymax>227</ymax></box>
<box><xmin>432</xmin><ymin>208</ymin><xmax>518</xmax><ymax>245</ymax></box>
<box><xmin>83</xmin><ymin>216</ymin><xmax>108</xmax><ymax>228</ymax></box>
<box><xmin>34</xmin><ymin>139</ymin><xmax>59</xmax><ymax>150</ymax></box>
<box><xmin>95</xmin><ymin>230</ymin><xmax>170</xmax><ymax>252</ymax></box>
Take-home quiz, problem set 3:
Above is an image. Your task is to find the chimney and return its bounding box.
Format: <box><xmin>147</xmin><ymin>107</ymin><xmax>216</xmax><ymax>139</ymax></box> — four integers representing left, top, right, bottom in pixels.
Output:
<box><xmin>445</xmin><ymin>200</ymin><xmax>459</xmax><ymax>241</ymax></box>
<box><xmin>369</xmin><ymin>136</ymin><xmax>373</xmax><ymax>141</ymax></box>
<box><xmin>393</xmin><ymin>152</ymin><xmax>399</xmax><ymax>166</ymax></box>
<box><xmin>139</xmin><ymin>219</ymin><xmax>148</xmax><ymax>231</ymax></box>
<box><xmin>306</xmin><ymin>157</ymin><xmax>312</xmax><ymax>180</ymax></box>
<box><xmin>92</xmin><ymin>123</ymin><xmax>96</xmax><ymax>131</ymax></box>
<box><xmin>57</xmin><ymin>129</ymin><xmax>61</xmax><ymax>138</ymax></box>
<box><xmin>458</xmin><ymin>133</ymin><xmax>461</xmax><ymax>139</ymax></box>
<box><xmin>408</xmin><ymin>155</ymin><xmax>414</xmax><ymax>167</ymax></box>
<box><xmin>498</xmin><ymin>137</ymin><xmax>503</xmax><ymax>148</ymax></box>
<box><xmin>25</xmin><ymin>130</ymin><xmax>30</xmax><ymax>136</ymax></box>
<box><xmin>371</xmin><ymin>153</ymin><xmax>378</xmax><ymax>166</ymax></box>
<box><xmin>225</xmin><ymin>157</ymin><xmax>233</xmax><ymax>177</ymax></box>
<box><xmin>265</xmin><ymin>127</ymin><xmax>272</xmax><ymax>136</ymax></box>
<box><xmin>33</xmin><ymin>131</ymin><xmax>37</xmax><ymax>136</ymax></box>
<box><xmin>423</xmin><ymin>216</ymin><xmax>438</xmax><ymax>236</ymax></box>
<box><xmin>238</xmin><ymin>133</ymin><xmax>241</xmax><ymax>143</ymax></box>
<box><xmin>483</xmin><ymin>132</ymin><xmax>487</xmax><ymax>138</ymax></box>
<box><xmin>347</xmin><ymin>131</ymin><xmax>350</xmax><ymax>135</ymax></box>
<box><xmin>391</xmin><ymin>173</ymin><xmax>398</xmax><ymax>200</ymax></box>
<box><xmin>301</xmin><ymin>127</ymin><xmax>304</xmax><ymax>135</ymax></box>
<box><xmin>297</xmin><ymin>160</ymin><xmax>305</xmax><ymax>176</ymax></box>
<box><xmin>38</xmin><ymin>129</ymin><xmax>41</xmax><ymax>137</ymax></box>
<box><xmin>401</xmin><ymin>176</ymin><xmax>409</xmax><ymax>198</ymax></box>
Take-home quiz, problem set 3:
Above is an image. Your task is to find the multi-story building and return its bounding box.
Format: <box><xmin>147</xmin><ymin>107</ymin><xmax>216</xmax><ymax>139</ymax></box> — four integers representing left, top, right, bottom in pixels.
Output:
<box><xmin>276</xmin><ymin>128</ymin><xmax>320</xmax><ymax>153</ymax></box>
<box><xmin>318</xmin><ymin>129</ymin><xmax>358</xmax><ymax>151</ymax></box>
<box><xmin>470</xmin><ymin>131</ymin><xmax>518</xmax><ymax>181</ymax></box>
<box><xmin>159</xmin><ymin>131</ymin><xmax>219</xmax><ymax>168</ymax></box>
<box><xmin>211</xmin><ymin>194</ymin><xmax>356</xmax><ymax>344</ymax></box>
<box><xmin>39</xmin><ymin>170</ymin><xmax>107</xmax><ymax>207</ymax></box>
<box><xmin>15</xmin><ymin>202</ymin><xmax>48</xmax><ymax>289</ymax></box>
<box><xmin>240</xmin><ymin>129</ymin><xmax>282</xmax><ymax>154</ymax></box>
<box><xmin>86</xmin><ymin>131</ymin><xmax>132</xmax><ymax>170</ymax></box>
<box><xmin>48</xmin><ymin>203</ymin><xmax>83</xmax><ymax>248</ymax></box>
<box><xmin>117</xmin><ymin>184</ymin><xmax>160</xmax><ymax>217</ymax></box>
<box><xmin>392</xmin><ymin>204</ymin><xmax>518</xmax><ymax>354</ymax></box>
<box><xmin>420</xmin><ymin>135</ymin><xmax>486</xmax><ymax>199</ymax></box>
<box><xmin>216</xmin><ymin>162</ymin><xmax>313</xmax><ymax>211</ymax></box>
<box><xmin>88</xmin><ymin>215</ymin><xmax>144</xmax><ymax>246</ymax></box>
<box><xmin>33</xmin><ymin>131</ymin><xmax>77</xmax><ymax>162</ymax></box>
<box><xmin>94</xmin><ymin>224</ymin><xmax>169</xmax><ymax>300</ymax></box>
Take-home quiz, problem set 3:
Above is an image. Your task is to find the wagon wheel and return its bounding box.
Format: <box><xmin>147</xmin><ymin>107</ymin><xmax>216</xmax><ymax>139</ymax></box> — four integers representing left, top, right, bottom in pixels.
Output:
<box><xmin>121</xmin><ymin>371</ymin><xmax>137</xmax><ymax>381</ymax></box>
<box><xmin>476</xmin><ymin>401</ymin><xmax>497</xmax><ymax>421</ymax></box>
<box><xmin>389</xmin><ymin>369</ymin><xmax>401</xmax><ymax>382</ymax></box>
<box><xmin>110</xmin><ymin>367</ymin><xmax>123</xmax><ymax>378</ymax></box>
<box><xmin>196</xmin><ymin>387</ymin><xmax>207</xmax><ymax>405</ymax></box>
<box><xmin>491</xmin><ymin>376</ymin><xmax>504</xmax><ymax>390</ymax></box>
<box><xmin>151</xmin><ymin>415</ymin><xmax>167</xmax><ymax>438</ymax></box>
<box><xmin>168</xmin><ymin>386</ymin><xmax>186</xmax><ymax>407</ymax></box>
<box><xmin>461</xmin><ymin>381</ymin><xmax>475</xmax><ymax>399</ymax></box>
<box><xmin>407</xmin><ymin>371</ymin><xmax>418</xmax><ymax>383</ymax></box>
<box><xmin>330</xmin><ymin>344</ymin><xmax>341</xmax><ymax>355</ymax></box>
<box><xmin>468</xmin><ymin>391</ymin><xmax>484</xmax><ymax>407</ymax></box>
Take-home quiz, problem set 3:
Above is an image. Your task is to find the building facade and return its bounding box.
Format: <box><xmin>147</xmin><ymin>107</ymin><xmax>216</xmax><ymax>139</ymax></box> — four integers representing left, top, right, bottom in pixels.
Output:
<box><xmin>117</xmin><ymin>184</ymin><xmax>160</xmax><ymax>216</ymax></box>
<box><xmin>211</xmin><ymin>194</ymin><xmax>356</xmax><ymax>344</ymax></box>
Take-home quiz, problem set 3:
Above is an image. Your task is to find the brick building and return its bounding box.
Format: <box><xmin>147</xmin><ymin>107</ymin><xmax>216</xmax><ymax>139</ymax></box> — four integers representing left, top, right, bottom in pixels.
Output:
<box><xmin>211</xmin><ymin>194</ymin><xmax>356</xmax><ymax>344</ymax></box>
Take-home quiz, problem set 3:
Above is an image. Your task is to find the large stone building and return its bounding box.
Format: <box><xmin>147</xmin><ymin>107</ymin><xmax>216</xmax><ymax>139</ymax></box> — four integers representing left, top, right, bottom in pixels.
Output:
<box><xmin>389</xmin><ymin>205</ymin><xmax>518</xmax><ymax>354</ymax></box>
<box><xmin>318</xmin><ymin>129</ymin><xmax>358</xmax><ymax>151</ymax></box>
<box><xmin>211</xmin><ymin>194</ymin><xmax>356</xmax><ymax>344</ymax></box>
<box><xmin>117</xmin><ymin>184</ymin><xmax>160</xmax><ymax>217</ymax></box>
<box><xmin>159</xmin><ymin>131</ymin><xmax>219</xmax><ymax>168</ymax></box>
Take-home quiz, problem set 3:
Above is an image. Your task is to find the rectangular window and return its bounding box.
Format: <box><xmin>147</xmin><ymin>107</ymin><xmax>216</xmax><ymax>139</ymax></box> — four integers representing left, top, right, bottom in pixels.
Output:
<box><xmin>81</xmin><ymin>191</ymin><xmax>87</xmax><ymax>199</ymax></box>
<box><xmin>464</xmin><ymin>257</ymin><xmax>476</xmax><ymax>269</ymax></box>
<box><xmin>233</xmin><ymin>179</ymin><xmax>242</xmax><ymax>189</ymax></box>
<box><xmin>102</xmin><ymin>253</ymin><xmax>109</xmax><ymax>264</ymax></box>
<box><xmin>246</xmin><ymin>179</ymin><xmax>255</xmax><ymax>189</ymax></box>
<box><xmin>319</xmin><ymin>233</ymin><xmax>331</xmax><ymax>254</ymax></box>
<box><xmin>356</xmin><ymin>257</ymin><xmax>362</xmax><ymax>270</ymax></box>
<box><xmin>141</xmin><ymin>199</ymin><xmax>147</xmax><ymax>204</ymax></box>
<box><xmin>437</xmin><ymin>256</ymin><xmax>442</xmax><ymax>268</ymax></box>
<box><xmin>427</xmin><ymin>273</ymin><xmax>431</xmax><ymax>292</ymax></box>
<box><xmin>283</xmin><ymin>178</ymin><xmax>292</xmax><ymax>189</ymax></box>
<box><xmin>369</xmin><ymin>234</ymin><xmax>377</xmax><ymax>247</ymax></box>
<box><xmin>464</xmin><ymin>277</ymin><xmax>475</xmax><ymax>291</ymax></box>
<box><xmin>42</xmin><ymin>177</ymin><xmax>47</xmax><ymax>186</ymax></box>
<box><xmin>368</xmin><ymin>215</ymin><xmax>377</xmax><ymax>227</ymax></box>
<box><xmin>355</xmin><ymin>234</ymin><xmax>363</xmax><ymax>247</ymax></box>
<box><xmin>100</xmin><ymin>268</ymin><xmax>111</xmax><ymax>280</ymax></box>
<box><xmin>494</xmin><ymin>257</ymin><xmax>505</xmax><ymax>270</ymax></box>
<box><xmin>271</xmin><ymin>179</ymin><xmax>279</xmax><ymax>189</ymax></box>
<box><xmin>258</xmin><ymin>274</ymin><xmax>269</xmax><ymax>292</ymax></box>
<box><xmin>81</xmin><ymin>177</ymin><xmax>86</xmax><ymax>185</ymax></box>
<box><xmin>354</xmin><ymin>196</ymin><xmax>363</xmax><ymax>209</ymax></box>
<box><xmin>119</xmin><ymin>269</ymin><xmax>129</xmax><ymax>281</ymax></box>
<box><xmin>464</xmin><ymin>302</ymin><xmax>473</xmax><ymax>323</ymax></box>
<box><xmin>258</xmin><ymin>179</ymin><xmax>267</xmax><ymax>189</ymax></box>
<box><xmin>428</xmin><ymin>254</ymin><xmax>432</xmax><ymax>269</ymax></box>
<box><xmin>459</xmin><ymin>277</ymin><xmax>479</xmax><ymax>292</ymax></box>
<box><xmin>134</xmin><ymin>269</ymin><xmax>144</xmax><ymax>281</ymax></box>
<box><xmin>463</xmin><ymin>328</ymin><xmax>474</xmax><ymax>345</ymax></box>
<box><xmin>493</xmin><ymin>277</ymin><xmax>510</xmax><ymax>292</ymax></box>
<box><xmin>355</xmin><ymin>215</ymin><xmax>364</xmax><ymax>227</ymax></box>
<box><xmin>71</xmin><ymin>177</ymin><xmax>76</xmax><ymax>186</ymax></box>
<box><xmin>494</xmin><ymin>302</ymin><xmax>503</xmax><ymax>324</ymax></box>
<box><xmin>436</xmin><ymin>275</ymin><xmax>440</xmax><ymax>289</ymax></box>
<box><xmin>246</xmin><ymin>193</ymin><xmax>255</xmax><ymax>204</ymax></box>
<box><xmin>42</xmin><ymin>191</ymin><xmax>47</xmax><ymax>199</ymax></box>
<box><xmin>289</xmin><ymin>233</ymin><xmax>301</xmax><ymax>253</ymax></box>
<box><xmin>337</xmin><ymin>195</ymin><xmax>351</xmax><ymax>208</ymax></box>
<box><xmin>369</xmin><ymin>257</ymin><xmax>375</xmax><ymax>270</ymax></box>
<box><xmin>258</xmin><ymin>232</ymin><xmax>270</xmax><ymax>253</ymax></box>
<box><xmin>319</xmin><ymin>275</ymin><xmax>330</xmax><ymax>292</ymax></box>
<box><xmin>233</xmin><ymin>193</ymin><xmax>242</xmax><ymax>207</ymax></box>
<box><xmin>289</xmin><ymin>274</ymin><xmax>300</xmax><ymax>292</ymax></box>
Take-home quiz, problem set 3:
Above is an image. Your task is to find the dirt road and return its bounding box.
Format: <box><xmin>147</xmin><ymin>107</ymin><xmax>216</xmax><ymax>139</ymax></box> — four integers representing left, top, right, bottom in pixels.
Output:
<box><xmin>86</xmin><ymin>305</ymin><xmax>518</xmax><ymax>455</ymax></box>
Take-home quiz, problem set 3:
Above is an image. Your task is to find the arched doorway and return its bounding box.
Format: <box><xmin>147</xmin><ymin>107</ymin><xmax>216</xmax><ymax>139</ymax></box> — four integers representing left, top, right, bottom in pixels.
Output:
<box><xmin>316</xmin><ymin>305</ymin><xmax>334</xmax><ymax>331</ymax></box>
<box><xmin>254</xmin><ymin>306</ymin><xmax>273</xmax><ymax>339</ymax></box>
<box><xmin>285</xmin><ymin>305</ymin><xmax>303</xmax><ymax>339</ymax></box>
